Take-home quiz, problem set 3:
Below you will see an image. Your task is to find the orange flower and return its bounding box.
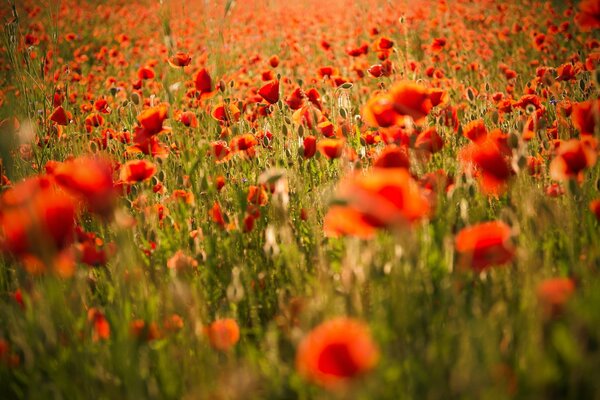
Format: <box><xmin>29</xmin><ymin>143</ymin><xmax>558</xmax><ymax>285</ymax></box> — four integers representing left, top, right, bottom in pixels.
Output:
<box><xmin>324</xmin><ymin>168</ymin><xmax>430</xmax><ymax>238</ymax></box>
<box><xmin>363</xmin><ymin>81</ymin><xmax>437</xmax><ymax>127</ymax></box>
<box><xmin>549</xmin><ymin>139</ymin><xmax>597</xmax><ymax>181</ymax></box>
<box><xmin>415</xmin><ymin>127</ymin><xmax>444</xmax><ymax>153</ymax></box>
<box><xmin>296</xmin><ymin>318</ymin><xmax>379</xmax><ymax>389</ymax></box>
<box><xmin>88</xmin><ymin>308</ymin><xmax>110</xmax><ymax>341</ymax></box>
<box><xmin>389</xmin><ymin>81</ymin><xmax>435</xmax><ymax>124</ymax></box>
<box><xmin>0</xmin><ymin>178</ymin><xmax>76</xmax><ymax>258</ymax></box>
<box><xmin>52</xmin><ymin>156</ymin><xmax>117</xmax><ymax>216</ymax></box>
<box><xmin>462</xmin><ymin>119</ymin><xmax>487</xmax><ymax>142</ymax></box>
<box><xmin>536</xmin><ymin>277</ymin><xmax>576</xmax><ymax>317</ymax></box>
<box><xmin>323</xmin><ymin>206</ymin><xmax>378</xmax><ymax>239</ymax></box>
<box><xmin>317</xmin><ymin>138</ymin><xmax>344</xmax><ymax>159</ymax></box>
<box><xmin>166</xmin><ymin>250</ymin><xmax>198</xmax><ymax>272</ymax></box>
<box><xmin>168</xmin><ymin>52</ymin><xmax>191</xmax><ymax>67</ymax></box>
<box><xmin>463</xmin><ymin>137</ymin><xmax>513</xmax><ymax>195</ymax></box>
<box><xmin>119</xmin><ymin>160</ymin><xmax>156</xmax><ymax>183</ymax></box>
<box><xmin>455</xmin><ymin>221</ymin><xmax>515</xmax><ymax>272</ymax></box>
<box><xmin>206</xmin><ymin>318</ymin><xmax>240</xmax><ymax>351</ymax></box>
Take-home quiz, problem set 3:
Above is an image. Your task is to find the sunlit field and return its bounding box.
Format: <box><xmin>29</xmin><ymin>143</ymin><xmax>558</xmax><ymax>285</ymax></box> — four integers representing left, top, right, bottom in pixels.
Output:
<box><xmin>0</xmin><ymin>0</ymin><xmax>599</xmax><ymax>398</ymax></box>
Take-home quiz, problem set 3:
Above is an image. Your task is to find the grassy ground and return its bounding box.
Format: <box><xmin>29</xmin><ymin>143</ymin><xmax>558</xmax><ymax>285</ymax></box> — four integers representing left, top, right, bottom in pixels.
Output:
<box><xmin>0</xmin><ymin>0</ymin><xmax>600</xmax><ymax>398</ymax></box>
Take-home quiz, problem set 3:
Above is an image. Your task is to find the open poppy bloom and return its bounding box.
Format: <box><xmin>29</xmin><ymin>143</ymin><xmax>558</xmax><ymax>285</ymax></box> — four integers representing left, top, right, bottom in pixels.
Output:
<box><xmin>324</xmin><ymin>168</ymin><xmax>430</xmax><ymax>238</ymax></box>
<box><xmin>0</xmin><ymin>178</ymin><xmax>76</xmax><ymax>257</ymax></box>
<box><xmin>571</xmin><ymin>99</ymin><xmax>599</xmax><ymax>136</ymax></box>
<box><xmin>363</xmin><ymin>81</ymin><xmax>439</xmax><ymax>127</ymax></box>
<box><xmin>119</xmin><ymin>159</ymin><xmax>156</xmax><ymax>183</ymax></box>
<box><xmin>549</xmin><ymin>138</ymin><xmax>597</xmax><ymax>182</ymax></box>
<box><xmin>168</xmin><ymin>52</ymin><xmax>191</xmax><ymax>67</ymax></box>
<box><xmin>455</xmin><ymin>221</ymin><xmax>515</xmax><ymax>272</ymax></box>
<box><xmin>205</xmin><ymin>318</ymin><xmax>240</xmax><ymax>351</ymax></box>
<box><xmin>52</xmin><ymin>156</ymin><xmax>117</xmax><ymax>216</ymax></box>
<box><xmin>296</xmin><ymin>317</ymin><xmax>379</xmax><ymax>389</ymax></box>
<box><xmin>575</xmin><ymin>0</ymin><xmax>600</xmax><ymax>31</ymax></box>
<box><xmin>317</xmin><ymin>138</ymin><xmax>344</xmax><ymax>159</ymax></box>
<box><xmin>194</xmin><ymin>68</ymin><xmax>216</xmax><ymax>98</ymax></box>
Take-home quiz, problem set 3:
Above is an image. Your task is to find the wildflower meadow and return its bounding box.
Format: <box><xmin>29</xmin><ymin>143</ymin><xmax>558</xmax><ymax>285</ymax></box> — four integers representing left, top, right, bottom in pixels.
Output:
<box><xmin>1</xmin><ymin>0</ymin><xmax>600</xmax><ymax>398</ymax></box>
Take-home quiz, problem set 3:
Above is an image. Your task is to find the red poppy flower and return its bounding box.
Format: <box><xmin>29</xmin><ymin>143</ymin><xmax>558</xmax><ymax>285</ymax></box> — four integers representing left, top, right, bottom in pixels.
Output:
<box><xmin>296</xmin><ymin>318</ymin><xmax>379</xmax><ymax>389</ymax></box>
<box><xmin>575</xmin><ymin>0</ymin><xmax>600</xmax><ymax>31</ymax></box>
<box><xmin>194</xmin><ymin>68</ymin><xmax>215</xmax><ymax>98</ymax></box>
<box><xmin>431</xmin><ymin>37</ymin><xmax>447</xmax><ymax>52</ymax></box>
<box><xmin>52</xmin><ymin>156</ymin><xmax>117</xmax><ymax>216</ymax></box>
<box><xmin>415</xmin><ymin>127</ymin><xmax>444</xmax><ymax>153</ymax></box>
<box><xmin>258</xmin><ymin>80</ymin><xmax>280</xmax><ymax>104</ymax></box>
<box><xmin>119</xmin><ymin>160</ymin><xmax>156</xmax><ymax>183</ymax></box>
<box><xmin>0</xmin><ymin>179</ymin><xmax>76</xmax><ymax>257</ymax></box>
<box><xmin>205</xmin><ymin>318</ymin><xmax>240</xmax><ymax>351</ymax></box>
<box><xmin>49</xmin><ymin>106</ymin><xmax>69</xmax><ymax>126</ymax></box>
<box><xmin>317</xmin><ymin>139</ymin><xmax>344</xmax><ymax>159</ymax></box>
<box><xmin>571</xmin><ymin>99</ymin><xmax>599</xmax><ymax>135</ymax></box>
<box><xmin>373</xmin><ymin>146</ymin><xmax>410</xmax><ymax>169</ymax></box>
<box><xmin>168</xmin><ymin>52</ymin><xmax>192</xmax><ymax>67</ymax></box>
<box><xmin>455</xmin><ymin>221</ymin><xmax>515</xmax><ymax>272</ymax></box>
<box><xmin>549</xmin><ymin>139</ymin><xmax>597</xmax><ymax>181</ymax></box>
<box><xmin>462</xmin><ymin>120</ymin><xmax>487</xmax><ymax>142</ymax></box>
<box><xmin>536</xmin><ymin>278</ymin><xmax>576</xmax><ymax>317</ymax></box>
<box><xmin>302</xmin><ymin>135</ymin><xmax>317</xmax><ymax>158</ymax></box>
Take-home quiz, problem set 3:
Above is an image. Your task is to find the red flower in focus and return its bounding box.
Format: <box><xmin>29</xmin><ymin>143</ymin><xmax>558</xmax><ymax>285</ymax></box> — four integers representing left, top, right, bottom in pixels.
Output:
<box><xmin>296</xmin><ymin>318</ymin><xmax>379</xmax><ymax>389</ymax></box>
<box><xmin>455</xmin><ymin>221</ymin><xmax>515</xmax><ymax>272</ymax></box>
<box><xmin>258</xmin><ymin>80</ymin><xmax>280</xmax><ymax>104</ymax></box>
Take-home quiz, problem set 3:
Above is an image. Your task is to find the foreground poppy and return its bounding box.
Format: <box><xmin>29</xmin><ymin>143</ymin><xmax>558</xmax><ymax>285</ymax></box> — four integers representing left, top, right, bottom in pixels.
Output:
<box><xmin>455</xmin><ymin>221</ymin><xmax>515</xmax><ymax>272</ymax></box>
<box><xmin>296</xmin><ymin>317</ymin><xmax>379</xmax><ymax>389</ymax></box>
<box><xmin>324</xmin><ymin>168</ymin><xmax>430</xmax><ymax>238</ymax></box>
<box><xmin>549</xmin><ymin>139</ymin><xmax>597</xmax><ymax>182</ymax></box>
<box><xmin>52</xmin><ymin>156</ymin><xmax>117</xmax><ymax>216</ymax></box>
<box><xmin>362</xmin><ymin>81</ymin><xmax>439</xmax><ymax>127</ymax></box>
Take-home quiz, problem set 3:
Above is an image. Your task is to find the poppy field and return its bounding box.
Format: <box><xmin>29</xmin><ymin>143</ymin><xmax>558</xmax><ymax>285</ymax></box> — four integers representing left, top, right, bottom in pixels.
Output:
<box><xmin>1</xmin><ymin>0</ymin><xmax>600</xmax><ymax>398</ymax></box>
